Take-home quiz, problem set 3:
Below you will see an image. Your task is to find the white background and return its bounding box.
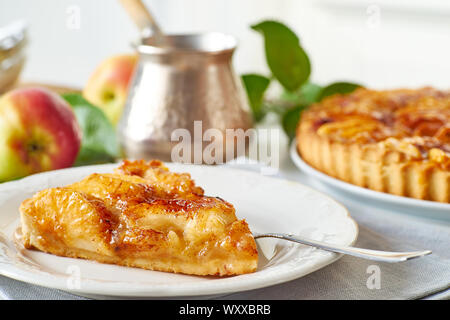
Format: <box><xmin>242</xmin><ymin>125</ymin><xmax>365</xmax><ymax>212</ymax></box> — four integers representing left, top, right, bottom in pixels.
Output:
<box><xmin>1</xmin><ymin>0</ymin><xmax>449</xmax><ymax>89</ymax></box>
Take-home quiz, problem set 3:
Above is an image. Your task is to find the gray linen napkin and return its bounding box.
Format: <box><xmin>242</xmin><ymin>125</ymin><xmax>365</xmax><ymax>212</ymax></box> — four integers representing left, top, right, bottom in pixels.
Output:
<box><xmin>0</xmin><ymin>158</ymin><xmax>449</xmax><ymax>300</ymax></box>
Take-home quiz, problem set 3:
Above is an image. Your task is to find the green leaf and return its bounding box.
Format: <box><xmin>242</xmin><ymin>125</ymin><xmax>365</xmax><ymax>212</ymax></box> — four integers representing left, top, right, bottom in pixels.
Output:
<box><xmin>62</xmin><ymin>93</ymin><xmax>120</xmax><ymax>166</ymax></box>
<box><xmin>282</xmin><ymin>105</ymin><xmax>306</xmax><ymax>140</ymax></box>
<box><xmin>280</xmin><ymin>82</ymin><xmax>322</xmax><ymax>107</ymax></box>
<box><xmin>252</xmin><ymin>20</ymin><xmax>311</xmax><ymax>92</ymax></box>
<box><xmin>318</xmin><ymin>82</ymin><xmax>362</xmax><ymax>101</ymax></box>
<box><xmin>241</xmin><ymin>74</ymin><xmax>271</xmax><ymax>122</ymax></box>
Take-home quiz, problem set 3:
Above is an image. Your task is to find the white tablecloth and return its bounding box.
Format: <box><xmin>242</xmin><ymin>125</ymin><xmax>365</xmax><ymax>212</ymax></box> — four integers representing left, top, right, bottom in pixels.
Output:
<box><xmin>1</xmin><ymin>154</ymin><xmax>449</xmax><ymax>300</ymax></box>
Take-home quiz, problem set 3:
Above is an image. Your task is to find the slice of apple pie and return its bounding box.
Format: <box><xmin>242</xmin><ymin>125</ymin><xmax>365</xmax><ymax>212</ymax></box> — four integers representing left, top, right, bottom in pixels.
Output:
<box><xmin>20</xmin><ymin>160</ymin><xmax>258</xmax><ymax>276</ymax></box>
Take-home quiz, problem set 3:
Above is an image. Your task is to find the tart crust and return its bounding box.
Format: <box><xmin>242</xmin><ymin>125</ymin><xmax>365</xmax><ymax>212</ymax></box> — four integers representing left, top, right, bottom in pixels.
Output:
<box><xmin>297</xmin><ymin>88</ymin><xmax>450</xmax><ymax>203</ymax></box>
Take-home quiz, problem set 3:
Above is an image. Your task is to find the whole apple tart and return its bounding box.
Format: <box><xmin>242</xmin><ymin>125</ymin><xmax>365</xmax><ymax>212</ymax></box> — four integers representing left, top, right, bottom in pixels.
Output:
<box><xmin>296</xmin><ymin>87</ymin><xmax>450</xmax><ymax>203</ymax></box>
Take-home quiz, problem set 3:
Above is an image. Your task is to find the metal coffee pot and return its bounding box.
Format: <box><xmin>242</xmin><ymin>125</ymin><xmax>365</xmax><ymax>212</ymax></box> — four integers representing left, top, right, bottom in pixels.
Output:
<box><xmin>118</xmin><ymin>33</ymin><xmax>253</xmax><ymax>162</ymax></box>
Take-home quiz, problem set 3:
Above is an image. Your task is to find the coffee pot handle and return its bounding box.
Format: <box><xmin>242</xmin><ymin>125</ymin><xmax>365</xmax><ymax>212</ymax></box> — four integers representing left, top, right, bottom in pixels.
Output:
<box><xmin>119</xmin><ymin>0</ymin><xmax>165</xmax><ymax>43</ymax></box>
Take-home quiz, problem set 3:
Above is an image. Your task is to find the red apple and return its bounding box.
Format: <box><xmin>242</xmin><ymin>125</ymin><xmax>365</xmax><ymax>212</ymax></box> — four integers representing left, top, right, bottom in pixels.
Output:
<box><xmin>0</xmin><ymin>87</ymin><xmax>82</xmax><ymax>182</ymax></box>
<box><xmin>83</xmin><ymin>54</ymin><xmax>137</xmax><ymax>125</ymax></box>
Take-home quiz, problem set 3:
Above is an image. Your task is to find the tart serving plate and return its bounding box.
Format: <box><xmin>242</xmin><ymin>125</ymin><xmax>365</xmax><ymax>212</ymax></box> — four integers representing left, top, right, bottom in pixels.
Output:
<box><xmin>290</xmin><ymin>140</ymin><xmax>450</xmax><ymax>219</ymax></box>
<box><xmin>0</xmin><ymin>162</ymin><xmax>357</xmax><ymax>298</ymax></box>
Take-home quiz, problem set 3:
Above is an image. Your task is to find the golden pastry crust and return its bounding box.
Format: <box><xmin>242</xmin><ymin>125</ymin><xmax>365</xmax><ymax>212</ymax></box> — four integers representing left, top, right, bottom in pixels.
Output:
<box><xmin>114</xmin><ymin>159</ymin><xmax>205</xmax><ymax>196</ymax></box>
<box><xmin>297</xmin><ymin>88</ymin><xmax>450</xmax><ymax>202</ymax></box>
<box><xmin>20</xmin><ymin>160</ymin><xmax>258</xmax><ymax>276</ymax></box>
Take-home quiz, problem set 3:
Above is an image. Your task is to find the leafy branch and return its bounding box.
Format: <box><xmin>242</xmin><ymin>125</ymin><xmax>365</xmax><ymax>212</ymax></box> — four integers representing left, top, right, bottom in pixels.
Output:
<box><xmin>242</xmin><ymin>20</ymin><xmax>362</xmax><ymax>139</ymax></box>
<box><xmin>63</xmin><ymin>93</ymin><xmax>121</xmax><ymax>166</ymax></box>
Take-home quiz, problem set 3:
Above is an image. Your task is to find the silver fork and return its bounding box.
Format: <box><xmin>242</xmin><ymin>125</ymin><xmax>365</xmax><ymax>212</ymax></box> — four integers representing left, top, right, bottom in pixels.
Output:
<box><xmin>253</xmin><ymin>233</ymin><xmax>432</xmax><ymax>263</ymax></box>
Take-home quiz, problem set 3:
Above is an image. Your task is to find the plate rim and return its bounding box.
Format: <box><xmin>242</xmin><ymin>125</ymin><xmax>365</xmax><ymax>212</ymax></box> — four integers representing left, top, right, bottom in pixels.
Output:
<box><xmin>290</xmin><ymin>139</ymin><xmax>450</xmax><ymax>212</ymax></box>
<box><xmin>0</xmin><ymin>162</ymin><xmax>358</xmax><ymax>297</ymax></box>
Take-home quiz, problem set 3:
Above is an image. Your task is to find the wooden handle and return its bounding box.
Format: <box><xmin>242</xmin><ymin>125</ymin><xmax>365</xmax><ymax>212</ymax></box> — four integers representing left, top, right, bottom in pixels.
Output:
<box><xmin>119</xmin><ymin>0</ymin><xmax>163</xmax><ymax>38</ymax></box>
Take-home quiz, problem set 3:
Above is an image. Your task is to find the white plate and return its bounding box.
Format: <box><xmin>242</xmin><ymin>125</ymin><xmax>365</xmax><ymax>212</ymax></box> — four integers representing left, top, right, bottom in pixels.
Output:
<box><xmin>0</xmin><ymin>163</ymin><xmax>357</xmax><ymax>298</ymax></box>
<box><xmin>290</xmin><ymin>140</ymin><xmax>450</xmax><ymax>219</ymax></box>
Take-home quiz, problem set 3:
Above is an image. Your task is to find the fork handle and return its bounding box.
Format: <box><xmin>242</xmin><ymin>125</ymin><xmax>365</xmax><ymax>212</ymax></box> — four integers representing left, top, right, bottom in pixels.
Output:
<box><xmin>254</xmin><ymin>233</ymin><xmax>431</xmax><ymax>263</ymax></box>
